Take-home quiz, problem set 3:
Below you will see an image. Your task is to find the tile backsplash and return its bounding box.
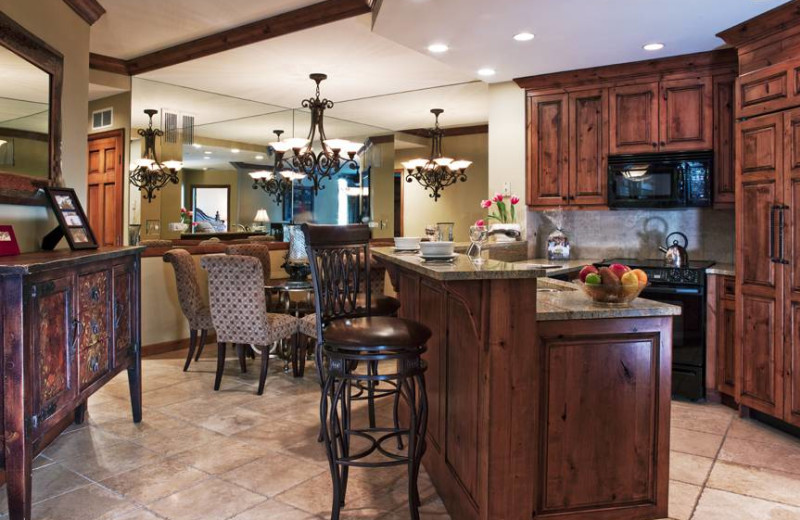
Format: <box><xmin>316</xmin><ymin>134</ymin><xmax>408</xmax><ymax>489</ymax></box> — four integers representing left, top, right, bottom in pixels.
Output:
<box><xmin>527</xmin><ymin>208</ymin><xmax>735</xmax><ymax>264</ymax></box>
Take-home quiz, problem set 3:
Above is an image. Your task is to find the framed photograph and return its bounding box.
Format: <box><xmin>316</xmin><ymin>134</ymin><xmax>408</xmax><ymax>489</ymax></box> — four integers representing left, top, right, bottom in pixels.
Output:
<box><xmin>0</xmin><ymin>225</ymin><xmax>20</xmax><ymax>256</ymax></box>
<box><xmin>145</xmin><ymin>219</ymin><xmax>160</xmax><ymax>236</ymax></box>
<box><xmin>43</xmin><ymin>187</ymin><xmax>98</xmax><ymax>250</ymax></box>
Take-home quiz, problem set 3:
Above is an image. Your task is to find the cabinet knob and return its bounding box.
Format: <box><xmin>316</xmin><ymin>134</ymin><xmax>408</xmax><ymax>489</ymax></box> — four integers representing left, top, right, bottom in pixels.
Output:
<box><xmin>660</xmin><ymin>141</ymin><xmax>666</xmax><ymax>146</ymax></box>
<box><xmin>651</xmin><ymin>142</ymin><xmax>657</xmax><ymax>148</ymax></box>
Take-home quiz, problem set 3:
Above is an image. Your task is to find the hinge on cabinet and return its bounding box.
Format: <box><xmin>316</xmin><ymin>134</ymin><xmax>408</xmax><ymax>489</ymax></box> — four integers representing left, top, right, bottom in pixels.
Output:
<box><xmin>25</xmin><ymin>402</ymin><xmax>57</xmax><ymax>431</ymax></box>
<box><xmin>126</xmin><ymin>341</ymin><xmax>140</xmax><ymax>358</ymax></box>
<box><xmin>24</xmin><ymin>285</ymin><xmax>37</xmax><ymax>302</ymax></box>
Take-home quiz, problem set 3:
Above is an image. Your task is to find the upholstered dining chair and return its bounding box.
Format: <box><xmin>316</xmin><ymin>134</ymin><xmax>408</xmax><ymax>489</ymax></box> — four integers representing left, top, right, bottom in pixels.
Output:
<box><xmin>163</xmin><ymin>249</ymin><xmax>215</xmax><ymax>371</ymax></box>
<box><xmin>201</xmin><ymin>254</ymin><xmax>299</xmax><ymax>395</ymax></box>
<box><xmin>224</xmin><ymin>243</ymin><xmax>271</xmax><ymax>281</ymax></box>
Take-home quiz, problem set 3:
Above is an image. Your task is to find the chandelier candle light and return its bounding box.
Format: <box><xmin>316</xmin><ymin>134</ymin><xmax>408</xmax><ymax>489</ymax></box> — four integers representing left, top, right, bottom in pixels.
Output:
<box><xmin>250</xmin><ymin>130</ymin><xmax>296</xmax><ymax>204</ymax></box>
<box><xmin>268</xmin><ymin>73</ymin><xmax>362</xmax><ymax>195</ymax></box>
<box><xmin>402</xmin><ymin>108</ymin><xmax>472</xmax><ymax>201</ymax></box>
<box><xmin>129</xmin><ymin>109</ymin><xmax>182</xmax><ymax>202</ymax></box>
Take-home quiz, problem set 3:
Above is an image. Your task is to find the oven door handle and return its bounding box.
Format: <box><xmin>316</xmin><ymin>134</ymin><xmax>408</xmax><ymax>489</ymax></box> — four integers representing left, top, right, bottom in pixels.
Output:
<box><xmin>641</xmin><ymin>286</ymin><xmax>703</xmax><ymax>295</ymax></box>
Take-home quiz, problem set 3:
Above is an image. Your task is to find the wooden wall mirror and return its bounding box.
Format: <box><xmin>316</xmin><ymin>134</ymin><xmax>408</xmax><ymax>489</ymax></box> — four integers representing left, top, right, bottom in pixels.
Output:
<box><xmin>0</xmin><ymin>12</ymin><xmax>63</xmax><ymax>205</ymax></box>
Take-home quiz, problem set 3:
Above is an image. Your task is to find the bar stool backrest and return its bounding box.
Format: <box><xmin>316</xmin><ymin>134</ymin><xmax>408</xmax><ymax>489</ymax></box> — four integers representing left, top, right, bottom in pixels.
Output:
<box><xmin>302</xmin><ymin>224</ymin><xmax>372</xmax><ymax>340</ymax></box>
<box><xmin>201</xmin><ymin>254</ymin><xmax>270</xmax><ymax>346</ymax></box>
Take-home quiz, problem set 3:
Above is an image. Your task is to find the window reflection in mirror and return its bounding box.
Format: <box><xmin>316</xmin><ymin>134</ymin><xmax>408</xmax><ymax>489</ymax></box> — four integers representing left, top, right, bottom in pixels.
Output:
<box><xmin>0</xmin><ymin>45</ymin><xmax>50</xmax><ymax>178</ymax></box>
<box><xmin>190</xmin><ymin>185</ymin><xmax>230</xmax><ymax>232</ymax></box>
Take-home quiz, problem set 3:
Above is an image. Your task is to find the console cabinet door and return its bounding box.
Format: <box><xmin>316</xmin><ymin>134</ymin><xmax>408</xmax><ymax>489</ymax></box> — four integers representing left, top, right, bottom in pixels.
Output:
<box><xmin>76</xmin><ymin>268</ymin><xmax>112</xmax><ymax>391</ymax></box>
<box><xmin>609</xmin><ymin>82</ymin><xmax>659</xmax><ymax>154</ymax></box>
<box><xmin>736</xmin><ymin>112</ymin><xmax>784</xmax><ymax>417</ymax></box>
<box><xmin>27</xmin><ymin>273</ymin><xmax>77</xmax><ymax>433</ymax></box>
<box><xmin>659</xmin><ymin>77</ymin><xmax>713</xmax><ymax>151</ymax></box>
<box><xmin>783</xmin><ymin>107</ymin><xmax>800</xmax><ymax>427</ymax></box>
<box><xmin>528</xmin><ymin>94</ymin><xmax>569</xmax><ymax>206</ymax></box>
<box><xmin>569</xmin><ymin>89</ymin><xmax>608</xmax><ymax>206</ymax></box>
<box><xmin>112</xmin><ymin>260</ymin><xmax>135</xmax><ymax>366</ymax></box>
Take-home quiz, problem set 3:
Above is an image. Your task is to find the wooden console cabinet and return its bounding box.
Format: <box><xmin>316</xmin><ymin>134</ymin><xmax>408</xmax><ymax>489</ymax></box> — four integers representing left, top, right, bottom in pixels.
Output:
<box><xmin>0</xmin><ymin>247</ymin><xmax>143</xmax><ymax>520</ymax></box>
<box><xmin>516</xmin><ymin>50</ymin><xmax>738</xmax><ymax>209</ymax></box>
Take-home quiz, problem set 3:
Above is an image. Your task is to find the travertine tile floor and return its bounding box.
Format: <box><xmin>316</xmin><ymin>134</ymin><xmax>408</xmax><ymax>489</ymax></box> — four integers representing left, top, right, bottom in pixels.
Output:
<box><xmin>2</xmin><ymin>348</ymin><xmax>800</xmax><ymax>519</ymax></box>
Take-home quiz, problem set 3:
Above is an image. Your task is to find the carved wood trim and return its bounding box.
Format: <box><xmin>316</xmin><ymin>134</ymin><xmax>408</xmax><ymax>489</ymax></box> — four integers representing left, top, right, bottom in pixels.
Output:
<box><xmin>62</xmin><ymin>0</ymin><xmax>106</xmax><ymax>25</ymax></box>
<box><xmin>441</xmin><ymin>281</ymin><xmax>485</xmax><ymax>345</ymax></box>
<box><xmin>717</xmin><ymin>0</ymin><xmax>800</xmax><ymax>48</ymax></box>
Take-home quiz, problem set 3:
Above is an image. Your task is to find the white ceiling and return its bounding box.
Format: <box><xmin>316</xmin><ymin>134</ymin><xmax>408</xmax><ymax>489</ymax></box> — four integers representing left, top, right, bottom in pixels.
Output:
<box><xmin>373</xmin><ymin>0</ymin><xmax>789</xmax><ymax>82</ymax></box>
<box><xmin>90</xmin><ymin>0</ymin><xmax>322</xmax><ymax>59</ymax></box>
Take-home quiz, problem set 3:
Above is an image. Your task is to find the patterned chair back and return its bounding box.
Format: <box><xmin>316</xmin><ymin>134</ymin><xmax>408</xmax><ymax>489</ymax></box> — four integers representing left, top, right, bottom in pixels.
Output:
<box><xmin>200</xmin><ymin>254</ymin><xmax>270</xmax><ymax>346</ymax></box>
<box><xmin>163</xmin><ymin>249</ymin><xmax>206</xmax><ymax>328</ymax></box>
<box><xmin>224</xmin><ymin>243</ymin><xmax>271</xmax><ymax>281</ymax></box>
<box><xmin>302</xmin><ymin>224</ymin><xmax>371</xmax><ymax>334</ymax></box>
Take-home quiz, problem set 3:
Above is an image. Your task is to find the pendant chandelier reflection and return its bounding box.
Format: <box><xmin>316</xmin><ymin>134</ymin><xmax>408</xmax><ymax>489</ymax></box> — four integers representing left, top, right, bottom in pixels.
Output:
<box><xmin>129</xmin><ymin>109</ymin><xmax>182</xmax><ymax>203</ymax></box>
<box><xmin>250</xmin><ymin>130</ymin><xmax>295</xmax><ymax>204</ymax></box>
<box><xmin>268</xmin><ymin>73</ymin><xmax>362</xmax><ymax>195</ymax></box>
<box><xmin>402</xmin><ymin>108</ymin><xmax>471</xmax><ymax>202</ymax></box>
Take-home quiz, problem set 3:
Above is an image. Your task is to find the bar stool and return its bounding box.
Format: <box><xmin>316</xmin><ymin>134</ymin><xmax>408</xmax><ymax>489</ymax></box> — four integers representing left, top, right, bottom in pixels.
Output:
<box><xmin>302</xmin><ymin>223</ymin><xmax>431</xmax><ymax>520</ymax></box>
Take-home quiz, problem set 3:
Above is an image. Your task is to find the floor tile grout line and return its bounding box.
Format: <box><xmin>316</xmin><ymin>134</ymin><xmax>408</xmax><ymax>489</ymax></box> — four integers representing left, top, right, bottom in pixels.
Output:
<box><xmin>687</xmin><ymin>412</ymin><xmax>734</xmax><ymax>520</ymax></box>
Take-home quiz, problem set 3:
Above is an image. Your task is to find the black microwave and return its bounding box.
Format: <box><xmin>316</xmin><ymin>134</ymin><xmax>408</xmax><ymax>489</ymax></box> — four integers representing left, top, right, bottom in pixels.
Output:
<box><xmin>608</xmin><ymin>151</ymin><xmax>712</xmax><ymax>208</ymax></box>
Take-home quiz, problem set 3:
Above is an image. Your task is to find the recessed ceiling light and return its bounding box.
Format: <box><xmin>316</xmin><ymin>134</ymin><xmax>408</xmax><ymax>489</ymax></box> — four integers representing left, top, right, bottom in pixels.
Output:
<box><xmin>643</xmin><ymin>42</ymin><xmax>665</xmax><ymax>51</ymax></box>
<box><xmin>513</xmin><ymin>32</ymin><xmax>535</xmax><ymax>42</ymax></box>
<box><xmin>231</xmin><ymin>148</ymin><xmax>240</xmax><ymax>153</ymax></box>
<box><xmin>192</xmin><ymin>143</ymin><xmax>202</xmax><ymax>149</ymax></box>
<box><xmin>427</xmin><ymin>43</ymin><xmax>449</xmax><ymax>53</ymax></box>
<box><xmin>255</xmin><ymin>155</ymin><xmax>264</xmax><ymax>160</ymax></box>
<box><xmin>478</xmin><ymin>68</ymin><xmax>496</xmax><ymax>77</ymax></box>
<box><xmin>204</xmin><ymin>150</ymin><xmax>212</xmax><ymax>155</ymax></box>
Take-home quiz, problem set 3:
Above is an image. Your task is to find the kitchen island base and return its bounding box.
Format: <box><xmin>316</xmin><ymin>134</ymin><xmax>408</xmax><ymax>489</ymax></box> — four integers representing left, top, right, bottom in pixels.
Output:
<box><xmin>382</xmin><ymin>255</ymin><xmax>672</xmax><ymax>520</ymax></box>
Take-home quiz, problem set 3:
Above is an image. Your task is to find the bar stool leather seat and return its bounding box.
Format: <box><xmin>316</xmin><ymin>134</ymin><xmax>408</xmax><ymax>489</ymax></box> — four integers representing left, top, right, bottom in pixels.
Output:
<box><xmin>323</xmin><ymin>316</ymin><xmax>430</xmax><ymax>348</ymax></box>
<box><xmin>357</xmin><ymin>294</ymin><xmax>401</xmax><ymax>316</ymax></box>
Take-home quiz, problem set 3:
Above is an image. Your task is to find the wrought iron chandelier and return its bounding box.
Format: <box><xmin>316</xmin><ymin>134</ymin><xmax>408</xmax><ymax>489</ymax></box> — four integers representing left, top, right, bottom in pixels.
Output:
<box><xmin>268</xmin><ymin>73</ymin><xmax>362</xmax><ymax>195</ymax></box>
<box><xmin>402</xmin><ymin>108</ymin><xmax>471</xmax><ymax>202</ymax></box>
<box><xmin>129</xmin><ymin>109</ymin><xmax>182</xmax><ymax>203</ymax></box>
<box><xmin>250</xmin><ymin>130</ymin><xmax>295</xmax><ymax>204</ymax></box>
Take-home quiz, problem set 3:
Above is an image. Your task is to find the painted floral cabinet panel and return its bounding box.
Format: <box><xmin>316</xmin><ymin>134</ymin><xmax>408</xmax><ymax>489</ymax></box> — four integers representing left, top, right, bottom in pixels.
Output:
<box><xmin>77</xmin><ymin>269</ymin><xmax>111</xmax><ymax>390</ymax></box>
<box><xmin>28</xmin><ymin>274</ymin><xmax>76</xmax><ymax>430</ymax></box>
<box><xmin>112</xmin><ymin>261</ymin><xmax>134</xmax><ymax>364</ymax></box>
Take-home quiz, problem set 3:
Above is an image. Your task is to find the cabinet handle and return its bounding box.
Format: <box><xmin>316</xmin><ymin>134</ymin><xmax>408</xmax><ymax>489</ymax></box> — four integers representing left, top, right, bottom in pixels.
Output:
<box><xmin>114</xmin><ymin>300</ymin><xmax>121</xmax><ymax>328</ymax></box>
<box><xmin>778</xmin><ymin>205</ymin><xmax>789</xmax><ymax>264</ymax></box>
<box><xmin>561</xmin><ymin>195</ymin><xmax>568</xmax><ymax>201</ymax></box>
<box><xmin>660</xmin><ymin>141</ymin><xmax>666</xmax><ymax>146</ymax></box>
<box><xmin>70</xmin><ymin>319</ymin><xmax>81</xmax><ymax>357</ymax></box>
<box><xmin>769</xmin><ymin>205</ymin><xmax>779</xmax><ymax>263</ymax></box>
<box><xmin>652</xmin><ymin>142</ymin><xmax>658</xmax><ymax>148</ymax></box>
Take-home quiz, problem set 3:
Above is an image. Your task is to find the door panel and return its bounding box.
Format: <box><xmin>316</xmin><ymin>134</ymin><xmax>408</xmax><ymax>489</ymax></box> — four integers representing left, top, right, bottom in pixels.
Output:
<box><xmin>740</xmin><ymin>182</ymin><xmax>778</xmax><ymax>288</ymax></box>
<box><xmin>528</xmin><ymin>94</ymin><xmax>569</xmax><ymax>206</ymax></box>
<box><xmin>417</xmin><ymin>280</ymin><xmax>446</xmax><ymax>453</ymax></box>
<box><xmin>77</xmin><ymin>269</ymin><xmax>111</xmax><ymax>390</ymax></box>
<box><xmin>739</xmin><ymin>295</ymin><xmax>783</xmax><ymax>416</ymax></box>
<box><xmin>714</xmin><ymin>75</ymin><xmax>736</xmax><ymax>205</ymax></box>
<box><xmin>660</xmin><ymin>77</ymin><xmax>713</xmax><ymax>151</ymax></box>
<box><xmin>718</xmin><ymin>299</ymin><xmax>736</xmax><ymax>397</ymax></box>
<box><xmin>783</xmin><ymin>108</ymin><xmax>800</xmax><ymax>426</ymax></box>
<box><xmin>609</xmin><ymin>82</ymin><xmax>659</xmax><ymax>154</ymax></box>
<box><xmin>786</xmin><ymin>303</ymin><xmax>800</xmax><ymax>427</ymax></box>
<box><xmin>113</xmin><ymin>261</ymin><xmax>134</xmax><ymax>365</ymax></box>
<box><xmin>28</xmin><ymin>273</ymin><xmax>76</xmax><ymax>433</ymax></box>
<box><xmin>87</xmin><ymin>131</ymin><xmax>123</xmax><ymax>247</ymax></box>
<box><xmin>569</xmin><ymin>89</ymin><xmax>608</xmax><ymax>206</ymax></box>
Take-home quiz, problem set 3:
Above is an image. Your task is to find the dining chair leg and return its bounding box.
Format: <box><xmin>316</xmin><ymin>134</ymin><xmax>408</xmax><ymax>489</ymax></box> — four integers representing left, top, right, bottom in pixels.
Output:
<box><xmin>195</xmin><ymin>329</ymin><xmax>208</xmax><ymax>361</ymax></box>
<box><xmin>297</xmin><ymin>333</ymin><xmax>307</xmax><ymax>377</ymax></box>
<box><xmin>183</xmin><ymin>329</ymin><xmax>198</xmax><ymax>372</ymax></box>
<box><xmin>237</xmin><ymin>344</ymin><xmax>248</xmax><ymax>374</ymax></box>
<box><xmin>257</xmin><ymin>344</ymin><xmax>270</xmax><ymax>395</ymax></box>
<box><xmin>214</xmin><ymin>342</ymin><xmax>227</xmax><ymax>391</ymax></box>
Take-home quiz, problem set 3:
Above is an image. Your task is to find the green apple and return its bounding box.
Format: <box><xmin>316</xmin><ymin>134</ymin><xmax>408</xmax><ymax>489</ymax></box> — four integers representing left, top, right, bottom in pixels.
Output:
<box><xmin>584</xmin><ymin>273</ymin><xmax>602</xmax><ymax>285</ymax></box>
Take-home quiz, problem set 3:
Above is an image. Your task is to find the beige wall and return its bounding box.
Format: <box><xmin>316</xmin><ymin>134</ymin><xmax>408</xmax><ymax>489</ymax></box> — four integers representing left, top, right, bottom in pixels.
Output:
<box><xmin>488</xmin><ymin>82</ymin><xmax>527</xmax><ymax>206</ymax></box>
<box><xmin>0</xmin><ymin>136</ymin><xmax>48</xmax><ymax>176</ymax></box>
<box><xmin>0</xmin><ymin>0</ymin><xmax>90</xmax><ymax>252</ymax></box>
<box><xmin>396</xmin><ymin>133</ymin><xmax>488</xmax><ymax>242</ymax></box>
<box><xmin>367</xmin><ymin>141</ymin><xmax>395</xmax><ymax>238</ymax></box>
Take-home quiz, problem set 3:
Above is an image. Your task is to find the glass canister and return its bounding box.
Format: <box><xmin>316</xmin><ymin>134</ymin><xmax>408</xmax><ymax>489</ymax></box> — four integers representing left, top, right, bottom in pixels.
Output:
<box><xmin>547</xmin><ymin>228</ymin><xmax>571</xmax><ymax>261</ymax></box>
<box><xmin>436</xmin><ymin>222</ymin><xmax>455</xmax><ymax>242</ymax></box>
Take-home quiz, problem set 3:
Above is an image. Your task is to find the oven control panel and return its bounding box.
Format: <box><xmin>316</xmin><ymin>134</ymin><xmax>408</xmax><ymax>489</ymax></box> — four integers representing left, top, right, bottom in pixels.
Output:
<box><xmin>644</xmin><ymin>268</ymin><xmax>703</xmax><ymax>286</ymax></box>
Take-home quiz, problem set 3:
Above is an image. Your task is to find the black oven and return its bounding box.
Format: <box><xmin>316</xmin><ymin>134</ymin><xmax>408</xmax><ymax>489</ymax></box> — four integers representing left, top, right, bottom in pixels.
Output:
<box><xmin>608</xmin><ymin>151</ymin><xmax>713</xmax><ymax>208</ymax></box>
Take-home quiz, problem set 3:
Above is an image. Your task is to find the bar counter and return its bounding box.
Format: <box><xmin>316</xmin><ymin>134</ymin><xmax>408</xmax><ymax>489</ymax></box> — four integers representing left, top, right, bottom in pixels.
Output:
<box><xmin>374</xmin><ymin>248</ymin><xmax>679</xmax><ymax>520</ymax></box>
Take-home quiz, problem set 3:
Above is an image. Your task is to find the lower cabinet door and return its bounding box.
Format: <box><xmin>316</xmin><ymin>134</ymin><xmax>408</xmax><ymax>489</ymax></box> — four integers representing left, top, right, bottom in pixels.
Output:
<box><xmin>112</xmin><ymin>260</ymin><xmax>135</xmax><ymax>366</ymax></box>
<box><xmin>717</xmin><ymin>298</ymin><xmax>737</xmax><ymax>397</ymax></box>
<box><xmin>786</xmin><ymin>302</ymin><xmax>800</xmax><ymax>427</ymax></box>
<box><xmin>28</xmin><ymin>273</ymin><xmax>77</xmax><ymax>432</ymax></box>
<box><xmin>77</xmin><ymin>268</ymin><xmax>112</xmax><ymax>390</ymax></box>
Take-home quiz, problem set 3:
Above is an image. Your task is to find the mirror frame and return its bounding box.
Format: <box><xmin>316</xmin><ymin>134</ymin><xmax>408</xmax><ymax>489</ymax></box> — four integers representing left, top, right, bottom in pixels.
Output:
<box><xmin>0</xmin><ymin>11</ymin><xmax>63</xmax><ymax>205</ymax></box>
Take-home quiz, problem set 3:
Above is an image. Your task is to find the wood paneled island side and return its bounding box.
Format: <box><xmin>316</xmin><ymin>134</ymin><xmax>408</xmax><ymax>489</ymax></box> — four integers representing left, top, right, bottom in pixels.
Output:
<box><xmin>373</xmin><ymin>248</ymin><xmax>679</xmax><ymax>520</ymax></box>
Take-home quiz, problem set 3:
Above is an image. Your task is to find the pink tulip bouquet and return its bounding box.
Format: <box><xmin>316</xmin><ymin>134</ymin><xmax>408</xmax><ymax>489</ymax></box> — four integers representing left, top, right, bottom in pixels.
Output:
<box><xmin>179</xmin><ymin>207</ymin><xmax>193</xmax><ymax>225</ymax></box>
<box><xmin>480</xmin><ymin>193</ymin><xmax>520</xmax><ymax>224</ymax></box>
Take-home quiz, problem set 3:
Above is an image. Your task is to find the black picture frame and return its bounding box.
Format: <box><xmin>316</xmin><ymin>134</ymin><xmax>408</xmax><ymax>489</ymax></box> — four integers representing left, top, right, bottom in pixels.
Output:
<box><xmin>42</xmin><ymin>187</ymin><xmax>98</xmax><ymax>250</ymax></box>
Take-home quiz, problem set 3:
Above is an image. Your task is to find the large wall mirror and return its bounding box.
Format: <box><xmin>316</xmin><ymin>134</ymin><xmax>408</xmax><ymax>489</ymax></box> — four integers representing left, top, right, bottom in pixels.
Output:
<box><xmin>0</xmin><ymin>12</ymin><xmax>63</xmax><ymax>205</ymax></box>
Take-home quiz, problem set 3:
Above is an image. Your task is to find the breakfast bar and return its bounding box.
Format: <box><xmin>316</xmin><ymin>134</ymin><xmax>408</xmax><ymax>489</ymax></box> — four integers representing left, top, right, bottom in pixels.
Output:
<box><xmin>373</xmin><ymin>248</ymin><xmax>680</xmax><ymax>520</ymax></box>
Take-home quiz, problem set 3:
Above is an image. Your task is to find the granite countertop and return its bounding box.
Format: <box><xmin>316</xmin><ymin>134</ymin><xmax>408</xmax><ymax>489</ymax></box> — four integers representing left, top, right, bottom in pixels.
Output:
<box><xmin>372</xmin><ymin>247</ymin><xmax>546</xmax><ymax>281</ymax></box>
<box><xmin>513</xmin><ymin>258</ymin><xmax>599</xmax><ymax>277</ymax></box>
<box><xmin>536</xmin><ymin>278</ymin><xmax>683</xmax><ymax>321</ymax></box>
<box><xmin>707</xmin><ymin>263</ymin><xmax>735</xmax><ymax>277</ymax></box>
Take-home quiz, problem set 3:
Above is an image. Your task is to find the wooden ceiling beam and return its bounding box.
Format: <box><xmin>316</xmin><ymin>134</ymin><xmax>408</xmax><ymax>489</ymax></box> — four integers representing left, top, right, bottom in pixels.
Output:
<box><xmin>400</xmin><ymin>124</ymin><xmax>488</xmax><ymax>138</ymax></box>
<box><xmin>63</xmin><ymin>0</ymin><xmax>106</xmax><ymax>25</ymax></box>
<box><xmin>89</xmin><ymin>53</ymin><xmax>130</xmax><ymax>75</ymax></box>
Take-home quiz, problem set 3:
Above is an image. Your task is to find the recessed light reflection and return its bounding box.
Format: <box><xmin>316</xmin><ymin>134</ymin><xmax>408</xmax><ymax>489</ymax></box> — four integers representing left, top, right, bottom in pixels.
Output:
<box><xmin>427</xmin><ymin>43</ymin><xmax>448</xmax><ymax>53</ymax></box>
<box><xmin>514</xmin><ymin>32</ymin><xmax>534</xmax><ymax>41</ymax></box>
<box><xmin>643</xmin><ymin>42</ymin><xmax>665</xmax><ymax>51</ymax></box>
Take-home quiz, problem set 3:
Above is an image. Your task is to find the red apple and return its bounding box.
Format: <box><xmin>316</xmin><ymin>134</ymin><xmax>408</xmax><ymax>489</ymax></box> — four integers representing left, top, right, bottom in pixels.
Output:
<box><xmin>609</xmin><ymin>263</ymin><xmax>630</xmax><ymax>280</ymax></box>
<box><xmin>579</xmin><ymin>265</ymin><xmax>599</xmax><ymax>283</ymax></box>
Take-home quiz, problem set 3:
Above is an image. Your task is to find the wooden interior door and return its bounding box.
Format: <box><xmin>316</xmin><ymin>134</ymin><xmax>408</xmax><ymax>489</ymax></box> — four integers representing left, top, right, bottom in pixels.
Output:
<box><xmin>527</xmin><ymin>94</ymin><xmax>569</xmax><ymax>206</ymax></box>
<box><xmin>783</xmin><ymin>107</ymin><xmax>800</xmax><ymax>427</ymax></box>
<box><xmin>87</xmin><ymin>130</ymin><xmax>124</xmax><ymax>247</ymax></box>
<box><xmin>659</xmin><ymin>77</ymin><xmax>713</xmax><ymax>151</ymax></box>
<box><xmin>568</xmin><ymin>89</ymin><xmax>608</xmax><ymax>206</ymax></box>
<box><xmin>736</xmin><ymin>112</ymin><xmax>784</xmax><ymax>417</ymax></box>
<box><xmin>609</xmin><ymin>82</ymin><xmax>659</xmax><ymax>154</ymax></box>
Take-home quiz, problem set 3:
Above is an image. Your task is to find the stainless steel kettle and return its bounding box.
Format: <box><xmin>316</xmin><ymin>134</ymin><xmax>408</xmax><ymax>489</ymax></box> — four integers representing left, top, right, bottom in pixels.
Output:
<box><xmin>659</xmin><ymin>232</ymin><xmax>689</xmax><ymax>267</ymax></box>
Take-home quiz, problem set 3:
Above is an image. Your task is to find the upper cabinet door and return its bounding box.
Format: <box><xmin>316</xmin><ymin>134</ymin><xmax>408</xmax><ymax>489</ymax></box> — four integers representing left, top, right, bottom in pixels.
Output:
<box><xmin>660</xmin><ymin>77</ymin><xmax>713</xmax><ymax>151</ymax></box>
<box><xmin>528</xmin><ymin>94</ymin><xmax>569</xmax><ymax>206</ymax></box>
<box><xmin>609</xmin><ymin>82</ymin><xmax>659</xmax><ymax>154</ymax></box>
<box><xmin>714</xmin><ymin>75</ymin><xmax>736</xmax><ymax>206</ymax></box>
<box><xmin>569</xmin><ymin>89</ymin><xmax>608</xmax><ymax>206</ymax></box>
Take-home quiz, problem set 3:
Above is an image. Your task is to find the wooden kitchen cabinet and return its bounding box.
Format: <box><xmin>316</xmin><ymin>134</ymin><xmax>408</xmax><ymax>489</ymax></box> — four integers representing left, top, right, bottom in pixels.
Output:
<box><xmin>660</xmin><ymin>77</ymin><xmax>713</xmax><ymax>151</ymax></box>
<box><xmin>609</xmin><ymin>82</ymin><xmax>660</xmax><ymax>154</ymax></box>
<box><xmin>783</xmin><ymin>107</ymin><xmax>800</xmax><ymax>428</ymax></box>
<box><xmin>527</xmin><ymin>94</ymin><xmax>569</xmax><ymax>206</ymax></box>
<box><xmin>707</xmin><ymin>275</ymin><xmax>737</xmax><ymax>399</ymax></box>
<box><xmin>714</xmin><ymin>74</ymin><xmax>736</xmax><ymax>206</ymax></box>
<box><xmin>568</xmin><ymin>89</ymin><xmax>608</xmax><ymax>205</ymax></box>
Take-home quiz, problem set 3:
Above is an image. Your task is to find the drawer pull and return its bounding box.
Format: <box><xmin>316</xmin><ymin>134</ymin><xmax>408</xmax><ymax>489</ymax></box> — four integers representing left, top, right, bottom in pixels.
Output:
<box><xmin>114</xmin><ymin>300</ymin><xmax>122</xmax><ymax>328</ymax></box>
<box><xmin>88</xmin><ymin>355</ymin><xmax>100</xmax><ymax>373</ymax></box>
<box><xmin>70</xmin><ymin>319</ymin><xmax>81</xmax><ymax>356</ymax></box>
